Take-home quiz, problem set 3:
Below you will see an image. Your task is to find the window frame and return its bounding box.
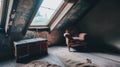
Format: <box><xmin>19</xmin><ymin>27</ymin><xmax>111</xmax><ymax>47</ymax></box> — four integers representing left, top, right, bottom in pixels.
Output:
<box><xmin>30</xmin><ymin>0</ymin><xmax>64</xmax><ymax>26</ymax></box>
<box><xmin>0</xmin><ymin>0</ymin><xmax>5</xmax><ymax>25</ymax></box>
<box><xmin>0</xmin><ymin>0</ymin><xmax>3</xmax><ymax>23</ymax></box>
<box><xmin>30</xmin><ymin>0</ymin><xmax>76</xmax><ymax>30</ymax></box>
<box><xmin>0</xmin><ymin>0</ymin><xmax>10</xmax><ymax>28</ymax></box>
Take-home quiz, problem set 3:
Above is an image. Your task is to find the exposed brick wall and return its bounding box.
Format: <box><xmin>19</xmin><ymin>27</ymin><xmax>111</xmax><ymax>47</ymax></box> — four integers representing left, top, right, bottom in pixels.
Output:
<box><xmin>24</xmin><ymin>30</ymin><xmax>61</xmax><ymax>46</ymax></box>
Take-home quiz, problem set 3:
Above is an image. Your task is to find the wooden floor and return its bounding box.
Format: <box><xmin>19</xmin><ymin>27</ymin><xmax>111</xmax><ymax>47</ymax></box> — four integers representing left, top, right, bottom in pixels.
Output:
<box><xmin>0</xmin><ymin>46</ymin><xmax>120</xmax><ymax>67</ymax></box>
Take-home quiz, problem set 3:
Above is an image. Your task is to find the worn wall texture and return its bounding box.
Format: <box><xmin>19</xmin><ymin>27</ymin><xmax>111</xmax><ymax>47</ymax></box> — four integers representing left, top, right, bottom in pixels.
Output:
<box><xmin>0</xmin><ymin>0</ymin><xmax>43</xmax><ymax>60</ymax></box>
<box><xmin>9</xmin><ymin>0</ymin><xmax>34</xmax><ymax>41</ymax></box>
<box><xmin>9</xmin><ymin>0</ymin><xmax>43</xmax><ymax>41</ymax></box>
<box><xmin>24</xmin><ymin>30</ymin><xmax>60</xmax><ymax>46</ymax></box>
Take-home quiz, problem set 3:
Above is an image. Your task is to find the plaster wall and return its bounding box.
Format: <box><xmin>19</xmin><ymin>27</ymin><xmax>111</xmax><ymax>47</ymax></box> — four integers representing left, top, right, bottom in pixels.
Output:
<box><xmin>79</xmin><ymin>0</ymin><xmax>120</xmax><ymax>49</ymax></box>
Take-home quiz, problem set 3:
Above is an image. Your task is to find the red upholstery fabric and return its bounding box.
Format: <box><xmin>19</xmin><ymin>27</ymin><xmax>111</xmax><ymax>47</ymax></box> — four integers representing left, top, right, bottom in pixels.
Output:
<box><xmin>64</xmin><ymin>27</ymin><xmax>87</xmax><ymax>51</ymax></box>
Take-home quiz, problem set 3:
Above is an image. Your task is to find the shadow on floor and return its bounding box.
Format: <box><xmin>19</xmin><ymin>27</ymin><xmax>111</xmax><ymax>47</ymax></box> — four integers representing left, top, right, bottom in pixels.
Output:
<box><xmin>71</xmin><ymin>39</ymin><xmax>120</xmax><ymax>54</ymax></box>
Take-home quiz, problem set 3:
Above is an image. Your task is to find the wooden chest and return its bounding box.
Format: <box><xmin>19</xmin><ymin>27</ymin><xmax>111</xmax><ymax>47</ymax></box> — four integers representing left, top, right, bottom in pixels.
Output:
<box><xmin>14</xmin><ymin>38</ymin><xmax>48</xmax><ymax>63</ymax></box>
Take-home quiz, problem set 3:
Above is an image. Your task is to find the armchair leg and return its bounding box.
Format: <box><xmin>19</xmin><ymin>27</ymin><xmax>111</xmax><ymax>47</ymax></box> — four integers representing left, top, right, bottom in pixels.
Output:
<box><xmin>68</xmin><ymin>44</ymin><xmax>71</xmax><ymax>52</ymax></box>
<box><xmin>68</xmin><ymin>46</ymin><xmax>70</xmax><ymax>52</ymax></box>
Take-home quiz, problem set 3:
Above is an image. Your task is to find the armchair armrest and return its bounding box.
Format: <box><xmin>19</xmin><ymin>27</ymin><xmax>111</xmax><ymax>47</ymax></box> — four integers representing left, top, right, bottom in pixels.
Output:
<box><xmin>64</xmin><ymin>33</ymin><xmax>70</xmax><ymax>37</ymax></box>
<box><xmin>64</xmin><ymin>33</ymin><xmax>73</xmax><ymax>40</ymax></box>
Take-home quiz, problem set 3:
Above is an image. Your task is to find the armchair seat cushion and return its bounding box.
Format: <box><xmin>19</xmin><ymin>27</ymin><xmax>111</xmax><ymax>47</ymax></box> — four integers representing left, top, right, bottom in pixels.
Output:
<box><xmin>72</xmin><ymin>37</ymin><xmax>84</xmax><ymax>40</ymax></box>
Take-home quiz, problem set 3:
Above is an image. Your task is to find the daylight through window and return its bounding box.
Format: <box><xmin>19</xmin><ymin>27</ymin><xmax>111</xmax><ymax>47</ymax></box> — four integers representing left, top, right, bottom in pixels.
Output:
<box><xmin>31</xmin><ymin>0</ymin><xmax>63</xmax><ymax>26</ymax></box>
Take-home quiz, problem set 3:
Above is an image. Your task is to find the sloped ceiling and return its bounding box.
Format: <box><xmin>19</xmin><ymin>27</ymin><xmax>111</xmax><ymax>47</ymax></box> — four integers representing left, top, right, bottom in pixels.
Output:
<box><xmin>56</xmin><ymin>0</ymin><xmax>99</xmax><ymax>31</ymax></box>
<box><xmin>8</xmin><ymin>0</ymin><xmax>43</xmax><ymax>41</ymax></box>
<box><xmin>3</xmin><ymin>0</ymin><xmax>98</xmax><ymax>41</ymax></box>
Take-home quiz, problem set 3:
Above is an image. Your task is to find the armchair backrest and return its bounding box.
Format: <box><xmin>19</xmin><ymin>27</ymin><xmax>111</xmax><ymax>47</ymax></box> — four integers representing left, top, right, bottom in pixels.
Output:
<box><xmin>78</xmin><ymin>33</ymin><xmax>87</xmax><ymax>40</ymax></box>
<box><xmin>64</xmin><ymin>26</ymin><xmax>87</xmax><ymax>40</ymax></box>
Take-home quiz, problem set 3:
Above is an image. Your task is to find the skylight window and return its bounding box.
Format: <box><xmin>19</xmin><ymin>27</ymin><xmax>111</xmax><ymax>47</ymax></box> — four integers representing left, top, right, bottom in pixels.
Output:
<box><xmin>31</xmin><ymin>0</ymin><xmax>63</xmax><ymax>26</ymax></box>
<box><xmin>0</xmin><ymin>0</ymin><xmax>3</xmax><ymax>23</ymax></box>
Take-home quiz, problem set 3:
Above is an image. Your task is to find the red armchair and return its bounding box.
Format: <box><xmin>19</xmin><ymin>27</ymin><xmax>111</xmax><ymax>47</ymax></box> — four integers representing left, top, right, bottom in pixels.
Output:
<box><xmin>64</xmin><ymin>29</ymin><xmax>87</xmax><ymax>51</ymax></box>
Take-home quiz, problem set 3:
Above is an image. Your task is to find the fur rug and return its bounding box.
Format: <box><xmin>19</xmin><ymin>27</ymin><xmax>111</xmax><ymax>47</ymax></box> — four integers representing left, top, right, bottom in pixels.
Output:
<box><xmin>49</xmin><ymin>47</ymin><xmax>98</xmax><ymax>67</ymax></box>
<box><xmin>18</xmin><ymin>61</ymin><xmax>61</xmax><ymax>67</ymax></box>
<box><xmin>17</xmin><ymin>47</ymin><xmax>98</xmax><ymax>67</ymax></box>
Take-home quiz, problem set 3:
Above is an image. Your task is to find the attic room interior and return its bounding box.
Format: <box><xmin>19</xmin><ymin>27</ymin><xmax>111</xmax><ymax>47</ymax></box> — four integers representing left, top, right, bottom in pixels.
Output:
<box><xmin>0</xmin><ymin>0</ymin><xmax>120</xmax><ymax>67</ymax></box>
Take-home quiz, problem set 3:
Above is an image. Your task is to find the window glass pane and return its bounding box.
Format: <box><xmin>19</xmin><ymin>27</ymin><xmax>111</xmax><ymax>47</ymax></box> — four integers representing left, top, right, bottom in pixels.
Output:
<box><xmin>0</xmin><ymin>0</ymin><xmax>3</xmax><ymax>23</ymax></box>
<box><xmin>31</xmin><ymin>0</ymin><xmax>63</xmax><ymax>25</ymax></box>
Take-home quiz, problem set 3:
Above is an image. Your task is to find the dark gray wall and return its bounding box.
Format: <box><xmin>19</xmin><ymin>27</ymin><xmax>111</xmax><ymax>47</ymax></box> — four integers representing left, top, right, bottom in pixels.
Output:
<box><xmin>79</xmin><ymin>0</ymin><xmax>120</xmax><ymax>50</ymax></box>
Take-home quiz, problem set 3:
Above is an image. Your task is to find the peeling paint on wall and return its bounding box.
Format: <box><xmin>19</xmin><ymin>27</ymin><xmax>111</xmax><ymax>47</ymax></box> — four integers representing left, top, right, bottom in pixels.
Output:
<box><xmin>9</xmin><ymin>0</ymin><xmax>43</xmax><ymax>41</ymax></box>
<box><xmin>20</xmin><ymin>0</ymin><xmax>33</xmax><ymax>9</ymax></box>
<box><xmin>12</xmin><ymin>0</ymin><xmax>32</xmax><ymax>32</ymax></box>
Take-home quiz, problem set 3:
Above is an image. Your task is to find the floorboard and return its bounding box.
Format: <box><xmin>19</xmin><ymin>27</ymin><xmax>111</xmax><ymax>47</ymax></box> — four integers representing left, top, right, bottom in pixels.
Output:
<box><xmin>0</xmin><ymin>46</ymin><xmax>120</xmax><ymax>67</ymax></box>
